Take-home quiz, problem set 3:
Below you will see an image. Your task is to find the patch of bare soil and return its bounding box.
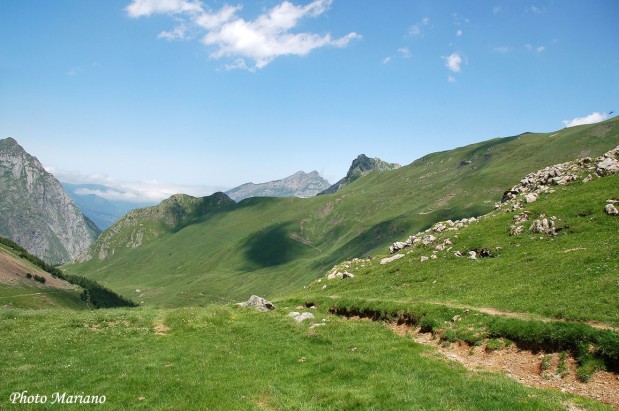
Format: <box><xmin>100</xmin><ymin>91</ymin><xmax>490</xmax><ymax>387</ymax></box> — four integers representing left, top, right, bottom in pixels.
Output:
<box><xmin>389</xmin><ymin>323</ymin><xmax>619</xmax><ymax>410</ymax></box>
<box><xmin>0</xmin><ymin>247</ymin><xmax>76</xmax><ymax>290</ymax></box>
<box><xmin>153</xmin><ymin>324</ymin><xmax>171</xmax><ymax>335</ymax></box>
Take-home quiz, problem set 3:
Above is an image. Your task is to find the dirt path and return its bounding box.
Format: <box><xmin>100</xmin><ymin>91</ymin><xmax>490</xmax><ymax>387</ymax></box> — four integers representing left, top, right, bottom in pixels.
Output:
<box><xmin>339</xmin><ymin>296</ymin><xmax>619</xmax><ymax>332</ymax></box>
<box><xmin>388</xmin><ymin>322</ymin><xmax>619</xmax><ymax>410</ymax></box>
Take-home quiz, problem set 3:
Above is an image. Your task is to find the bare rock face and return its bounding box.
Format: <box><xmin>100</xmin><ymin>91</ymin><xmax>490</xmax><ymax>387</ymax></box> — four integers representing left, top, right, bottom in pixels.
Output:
<box><xmin>319</xmin><ymin>154</ymin><xmax>401</xmax><ymax>195</ymax></box>
<box><xmin>0</xmin><ymin>138</ymin><xmax>100</xmax><ymax>264</ymax></box>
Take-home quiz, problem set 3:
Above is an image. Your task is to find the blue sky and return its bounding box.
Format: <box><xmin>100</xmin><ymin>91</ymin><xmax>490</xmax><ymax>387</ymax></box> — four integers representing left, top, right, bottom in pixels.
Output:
<box><xmin>1</xmin><ymin>0</ymin><xmax>618</xmax><ymax>202</ymax></box>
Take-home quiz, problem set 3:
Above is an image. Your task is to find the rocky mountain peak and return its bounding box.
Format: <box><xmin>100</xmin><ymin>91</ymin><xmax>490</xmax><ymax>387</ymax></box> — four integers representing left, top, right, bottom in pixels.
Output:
<box><xmin>226</xmin><ymin>170</ymin><xmax>330</xmax><ymax>202</ymax></box>
<box><xmin>0</xmin><ymin>137</ymin><xmax>100</xmax><ymax>264</ymax></box>
<box><xmin>319</xmin><ymin>154</ymin><xmax>401</xmax><ymax>195</ymax></box>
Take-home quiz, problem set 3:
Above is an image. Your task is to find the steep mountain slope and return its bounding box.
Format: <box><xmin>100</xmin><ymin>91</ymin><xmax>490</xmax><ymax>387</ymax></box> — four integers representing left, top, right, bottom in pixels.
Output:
<box><xmin>65</xmin><ymin>118</ymin><xmax>619</xmax><ymax>306</ymax></box>
<box><xmin>0</xmin><ymin>138</ymin><xmax>100</xmax><ymax>264</ymax></box>
<box><xmin>63</xmin><ymin>183</ymin><xmax>155</xmax><ymax>230</ymax></box>
<box><xmin>0</xmin><ymin>241</ymin><xmax>87</xmax><ymax>309</ymax></box>
<box><xmin>296</xmin><ymin>146</ymin><xmax>619</xmax><ymax>327</ymax></box>
<box><xmin>226</xmin><ymin>170</ymin><xmax>330</xmax><ymax>201</ymax></box>
<box><xmin>77</xmin><ymin>192</ymin><xmax>235</xmax><ymax>262</ymax></box>
<box><xmin>318</xmin><ymin>154</ymin><xmax>401</xmax><ymax>195</ymax></box>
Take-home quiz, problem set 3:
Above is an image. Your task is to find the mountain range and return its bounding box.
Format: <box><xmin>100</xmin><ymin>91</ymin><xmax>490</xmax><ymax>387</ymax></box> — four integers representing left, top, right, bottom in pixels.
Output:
<box><xmin>0</xmin><ymin>138</ymin><xmax>99</xmax><ymax>264</ymax></box>
<box><xmin>64</xmin><ymin>117</ymin><xmax>619</xmax><ymax>306</ymax></box>
<box><xmin>225</xmin><ymin>170</ymin><xmax>330</xmax><ymax>201</ymax></box>
<box><xmin>318</xmin><ymin>154</ymin><xmax>401</xmax><ymax>195</ymax></box>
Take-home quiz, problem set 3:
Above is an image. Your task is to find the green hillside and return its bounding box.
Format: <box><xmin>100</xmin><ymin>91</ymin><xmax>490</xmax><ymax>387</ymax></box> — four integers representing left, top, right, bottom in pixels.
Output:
<box><xmin>0</xmin><ymin>243</ymin><xmax>87</xmax><ymax>310</ymax></box>
<box><xmin>65</xmin><ymin>118</ymin><xmax>619</xmax><ymax>307</ymax></box>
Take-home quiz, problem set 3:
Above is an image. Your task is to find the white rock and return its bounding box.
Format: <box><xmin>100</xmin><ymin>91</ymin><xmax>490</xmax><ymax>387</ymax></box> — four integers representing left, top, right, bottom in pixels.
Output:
<box><xmin>380</xmin><ymin>254</ymin><xmax>405</xmax><ymax>265</ymax></box>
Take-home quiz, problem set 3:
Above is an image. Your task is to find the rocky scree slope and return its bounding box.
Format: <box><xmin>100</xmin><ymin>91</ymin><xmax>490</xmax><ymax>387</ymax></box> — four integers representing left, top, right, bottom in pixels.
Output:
<box><xmin>0</xmin><ymin>138</ymin><xmax>100</xmax><ymax>264</ymax></box>
<box><xmin>226</xmin><ymin>170</ymin><xmax>330</xmax><ymax>202</ymax></box>
<box><xmin>319</xmin><ymin>154</ymin><xmax>401</xmax><ymax>195</ymax></box>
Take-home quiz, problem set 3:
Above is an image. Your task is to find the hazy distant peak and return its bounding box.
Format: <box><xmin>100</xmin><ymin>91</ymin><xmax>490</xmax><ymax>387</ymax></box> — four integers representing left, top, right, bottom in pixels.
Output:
<box><xmin>226</xmin><ymin>170</ymin><xmax>330</xmax><ymax>202</ymax></box>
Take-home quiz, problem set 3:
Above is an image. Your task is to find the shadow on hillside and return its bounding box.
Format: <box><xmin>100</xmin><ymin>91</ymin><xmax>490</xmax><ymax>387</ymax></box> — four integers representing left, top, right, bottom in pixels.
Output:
<box><xmin>241</xmin><ymin>222</ymin><xmax>309</xmax><ymax>268</ymax></box>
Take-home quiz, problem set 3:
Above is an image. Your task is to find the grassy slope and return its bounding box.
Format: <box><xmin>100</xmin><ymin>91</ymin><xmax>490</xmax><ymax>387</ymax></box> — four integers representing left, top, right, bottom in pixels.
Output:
<box><xmin>64</xmin><ymin>118</ymin><xmax>619</xmax><ymax>307</ymax></box>
<box><xmin>0</xmin><ymin>245</ymin><xmax>87</xmax><ymax>310</ymax></box>
<box><xmin>0</xmin><ymin>305</ymin><xmax>609</xmax><ymax>410</ymax></box>
<box><xmin>293</xmin><ymin>173</ymin><xmax>619</xmax><ymax>327</ymax></box>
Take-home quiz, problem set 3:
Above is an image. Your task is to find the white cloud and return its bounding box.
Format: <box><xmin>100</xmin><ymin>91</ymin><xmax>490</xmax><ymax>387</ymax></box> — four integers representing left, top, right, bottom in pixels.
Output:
<box><xmin>530</xmin><ymin>5</ymin><xmax>544</xmax><ymax>14</ymax></box>
<box><xmin>456</xmin><ymin>29</ymin><xmax>462</xmax><ymax>37</ymax></box>
<box><xmin>382</xmin><ymin>56</ymin><xmax>392</xmax><ymax>65</ymax></box>
<box><xmin>397</xmin><ymin>47</ymin><xmax>411</xmax><ymax>58</ymax></box>
<box><xmin>158</xmin><ymin>23</ymin><xmax>190</xmax><ymax>40</ymax></box>
<box><xmin>126</xmin><ymin>0</ymin><xmax>202</xmax><ymax>17</ymax></box>
<box><xmin>448</xmin><ymin>75</ymin><xmax>456</xmax><ymax>83</ymax></box>
<box><xmin>492</xmin><ymin>46</ymin><xmax>510</xmax><ymax>53</ymax></box>
<box><xmin>408</xmin><ymin>16</ymin><xmax>430</xmax><ymax>38</ymax></box>
<box><xmin>126</xmin><ymin>0</ymin><xmax>360</xmax><ymax>70</ymax></box>
<box><xmin>67</xmin><ymin>66</ymin><xmax>82</xmax><ymax>76</ymax></box>
<box><xmin>562</xmin><ymin>112</ymin><xmax>609</xmax><ymax>128</ymax></box>
<box><xmin>46</xmin><ymin>167</ymin><xmax>224</xmax><ymax>203</ymax></box>
<box><xmin>525</xmin><ymin>44</ymin><xmax>545</xmax><ymax>53</ymax></box>
<box><xmin>444</xmin><ymin>52</ymin><xmax>463</xmax><ymax>72</ymax></box>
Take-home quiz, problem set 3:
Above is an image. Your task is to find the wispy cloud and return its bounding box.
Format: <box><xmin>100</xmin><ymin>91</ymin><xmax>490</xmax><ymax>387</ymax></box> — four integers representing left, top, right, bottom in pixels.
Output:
<box><xmin>397</xmin><ymin>47</ymin><xmax>411</xmax><ymax>58</ymax></box>
<box><xmin>493</xmin><ymin>6</ymin><xmax>502</xmax><ymax>14</ymax></box>
<box><xmin>492</xmin><ymin>46</ymin><xmax>510</xmax><ymax>53</ymax></box>
<box><xmin>126</xmin><ymin>0</ymin><xmax>361</xmax><ymax>71</ymax></box>
<box><xmin>45</xmin><ymin>167</ymin><xmax>225</xmax><ymax>203</ymax></box>
<box><xmin>456</xmin><ymin>29</ymin><xmax>462</xmax><ymax>37</ymax></box>
<box><xmin>529</xmin><ymin>5</ymin><xmax>544</xmax><ymax>14</ymax></box>
<box><xmin>408</xmin><ymin>16</ymin><xmax>430</xmax><ymax>38</ymax></box>
<box><xmin>67</xmin><ymin>66</ymin><xmax>82</xmax><ymax>76</ymax></box>
<box><xmin>448</xmin><ymin>75</ymin><xmax>456</xmax><ymax>83</ymax></box>
<box><xmin>562</xmin><ymin>112</ymin><xmax>609</xmax><ymax>128</ymax></box>
<box><xmin>525</xmin><ymin>43</ymin><xmax>545</xmax><ymax>53</ymax></box>
<box><xmin>382</xmin><ymin>56</ymin><xmax>392</xmax><ymax>65</ymax></box>
<box><xmin>444</xmin><ymin>52</ymin><xmax>463</xmax><ymax>72</ymax></box>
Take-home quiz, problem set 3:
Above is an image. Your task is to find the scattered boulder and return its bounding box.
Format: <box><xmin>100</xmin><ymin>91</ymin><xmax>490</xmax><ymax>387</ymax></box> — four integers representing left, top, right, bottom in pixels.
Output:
<box><xmin>468</xmin><ymin>251</ymin><xmax>477</xmax><ymax>260</ymax></box>
<box><xmin>605</xmin><ymin>203</ymin><xmax>619</xmax><ymax>216</ymax></box>
<box><xmin>525</xmin><ymin>193</ymin><xmax>538</xmax><ymax>203</ymax></box>
<box><xmin>529</xmin><ymin>215</ymin><xmax>558</xmax><ymax>236</ymax></box>
<box><xmin>288</xmin><ymin>312</ymin><xmax>315</xmax><ymax>322</ymax></box>
<box><xmin>380</xmin><ymin>254</ymin><xmax>405</xmax><ymax>265</ymax></box>
<box><xmin>420</xmin><ymin>256</ymin><xmax>429</xmax><ymax>262</ymax></box>
<box><xmin>238</xmin><ymin>295</ymin><xmax>275</xmax><ymax>311</ymax></box>
<box><xmin>326</xmin><ymin>271</ymin><xmax>355</xmax><ymax>280</ymax></box>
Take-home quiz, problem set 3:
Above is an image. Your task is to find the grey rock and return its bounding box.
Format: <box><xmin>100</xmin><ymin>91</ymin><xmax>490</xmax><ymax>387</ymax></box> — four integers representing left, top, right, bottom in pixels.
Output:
<box><xmin>0</xmin><ymin>138</ymin><xmax>100</xmax><ymax>263</ymax></box>
<box><xmin>289</xmin><ymin>311</ymin><xmax>315</xmax><ymax>322</ymax></box>
<box><xmin>380</xmin><ymin>254</ymin><xmax>404</xmax><ymax>265</ymax></box>
<box><xmin>604</xmin><ymin>203</ymin><xmax>619</xmax><ymax>216</ymax></box>
<box><xmin>238</xmin><ymin>295</ymin><xmax>275</xmax><ymax>311</ymax></box>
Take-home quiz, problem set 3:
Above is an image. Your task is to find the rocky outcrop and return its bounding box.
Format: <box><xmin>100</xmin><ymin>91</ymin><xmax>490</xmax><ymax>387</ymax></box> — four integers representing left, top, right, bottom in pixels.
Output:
<box><xmin>238</xmin><ymin>295</ymin><xmax>275</xmax><ymax>311</ymax></box>
<box><xmin>0</xmin><ymin>138</ymin><xmax>100</xmax><ymax>264</ymax></box>
<box><xmin>389</xmin><ymin>218</ymin><xmax>478</xmax><ymax>254</ymax></box>
<box><xmin>226</xmin><ymin>170</ymin><xmax>330</xmax><ymax>201</ymax></box>
<box><xmin>497</xmin><ymin>146</ymin><xmax>619</xmax><ymax>211</ymax></box>
<box><xmin>319</xmin><ymin>154</ymin><xmax>401</xmax><ymax>195</ymax></box>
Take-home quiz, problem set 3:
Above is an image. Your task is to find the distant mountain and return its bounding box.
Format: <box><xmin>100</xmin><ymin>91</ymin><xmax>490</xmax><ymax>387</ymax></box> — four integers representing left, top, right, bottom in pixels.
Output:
<box><xmin>0</xmin><ymin>138</ymin><xmax>100</xmax><ymax>264</ymax></box>
<box><xmin>65</xmin><ymin>117</ymin><xmax>619</xmax><ymax>306</ymax></box>
<box><xmin>77</xmin><ymin>192</ymin><xmax>235</xmax><ymax>263</ymax></box>
<box><xmin>62</xmin><ymin>183</ymin><xmax>156</xmax><ymax>230</ymax></box>
<box><xmin>226</xmin><ymin>170</ymin><xmax>330</xmax><ymax>202</ymax></box>
<box><xmin>319</xmin><ymin>154</ymin><xmax>401</xmax><ymax>195</ymax></box>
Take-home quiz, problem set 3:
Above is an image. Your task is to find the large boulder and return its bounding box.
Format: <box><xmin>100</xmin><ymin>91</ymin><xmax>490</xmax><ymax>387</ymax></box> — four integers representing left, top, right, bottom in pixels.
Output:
<box><xmin>238</xmin><ymin>295</ymin><xmax>275</xmax><ymax>311</ymax></box>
